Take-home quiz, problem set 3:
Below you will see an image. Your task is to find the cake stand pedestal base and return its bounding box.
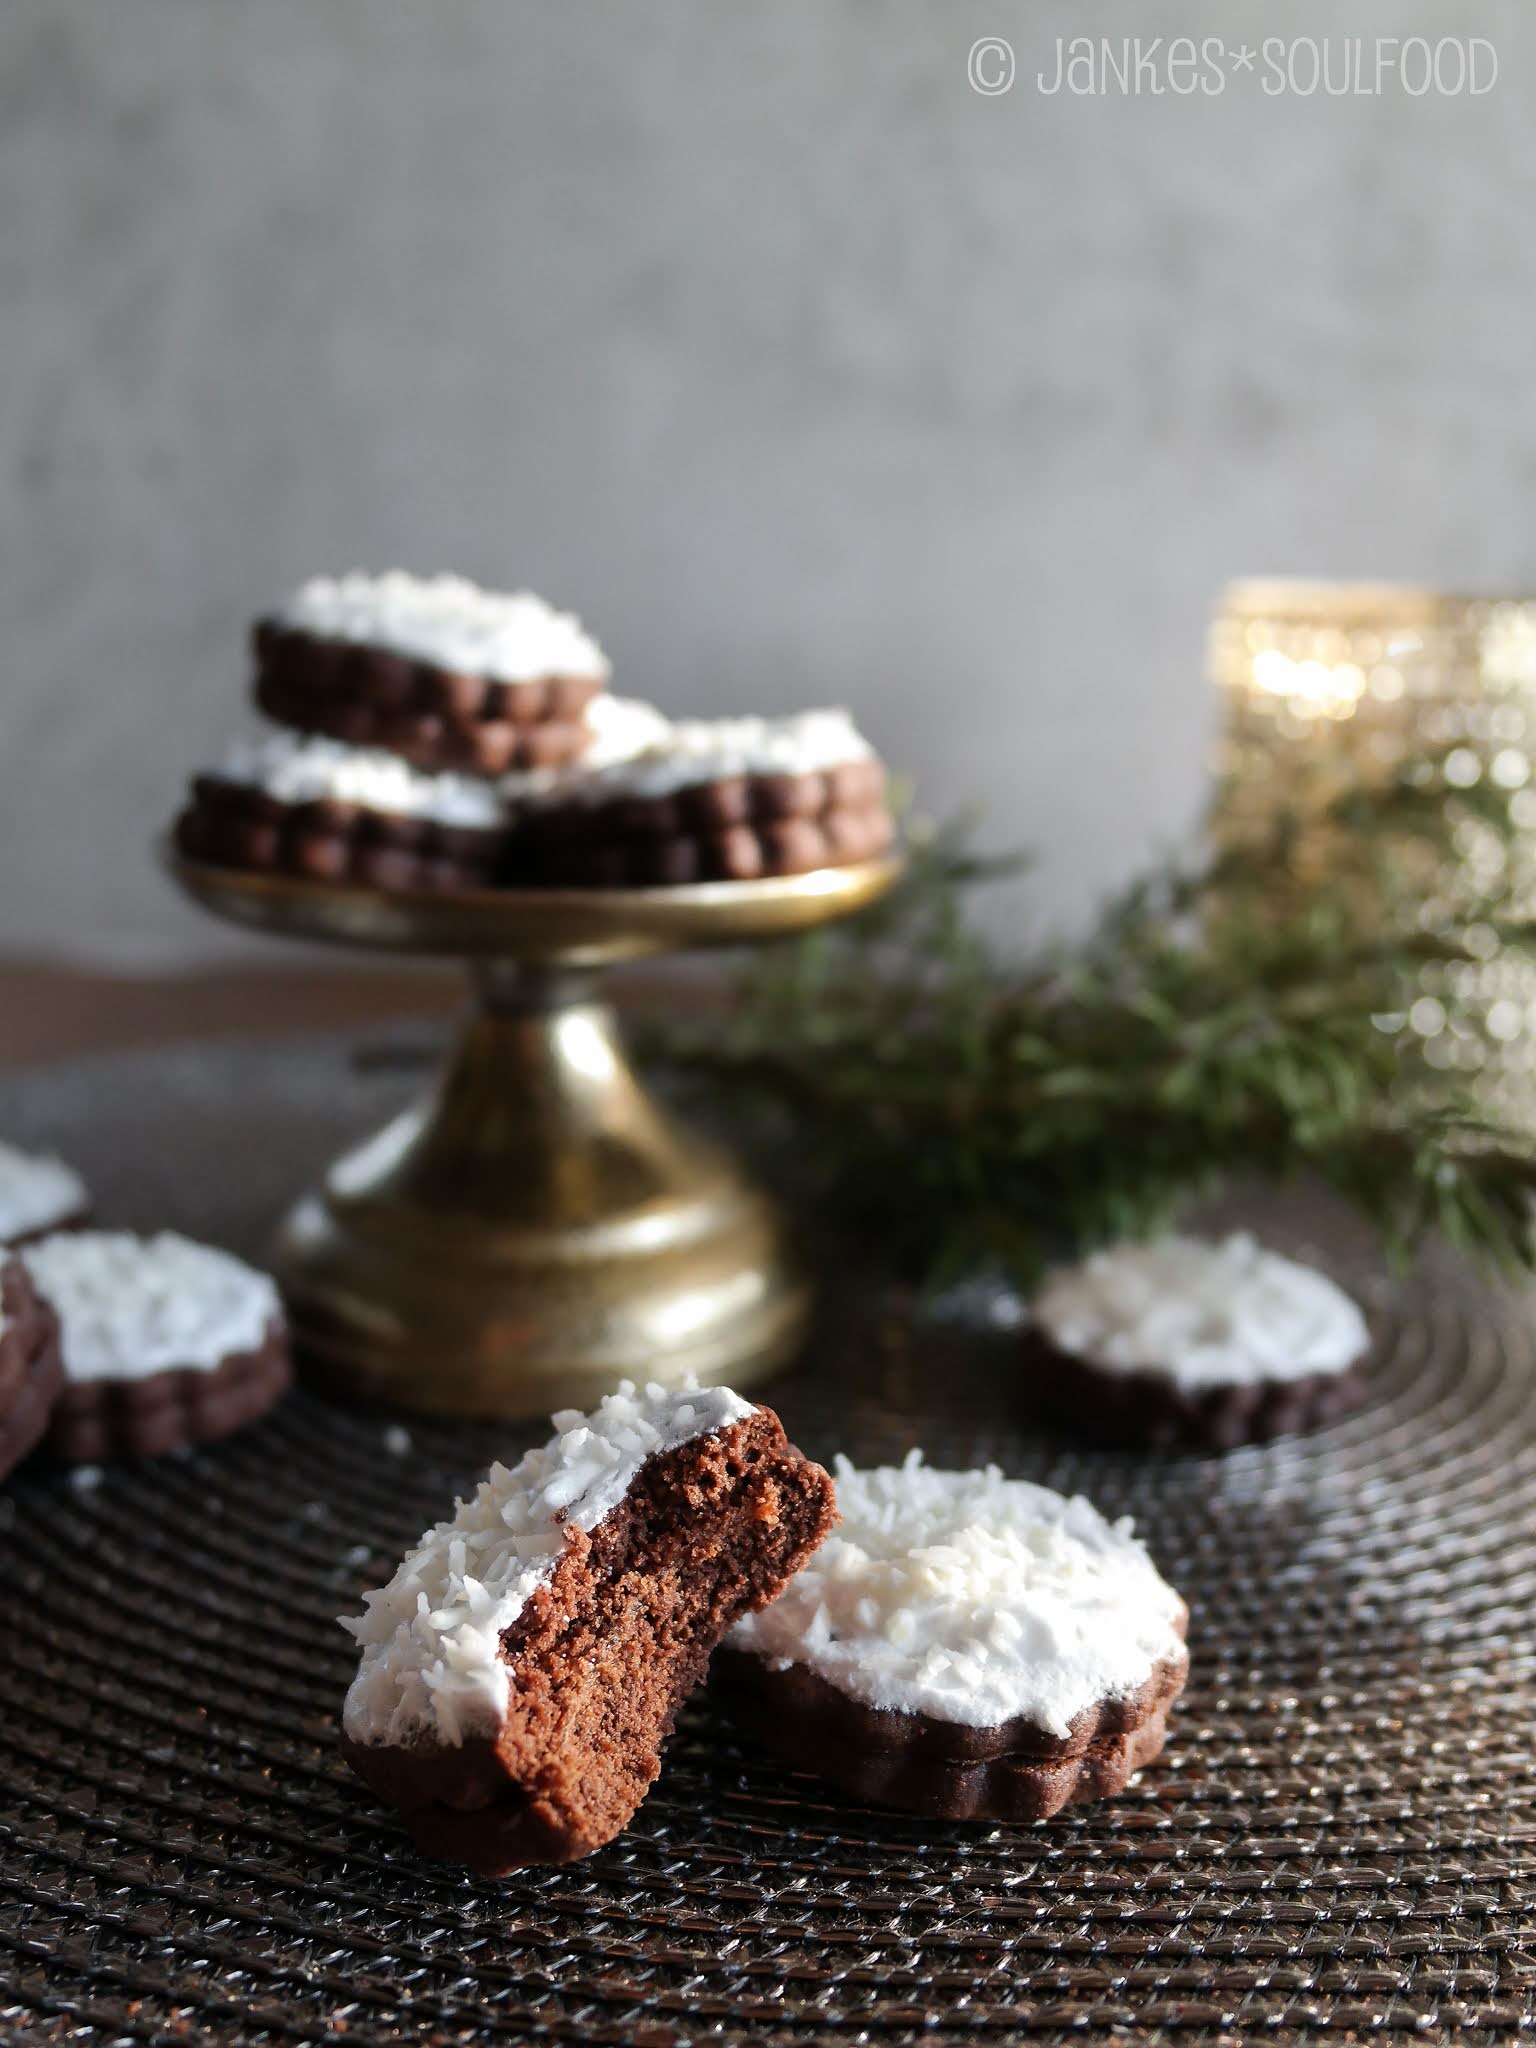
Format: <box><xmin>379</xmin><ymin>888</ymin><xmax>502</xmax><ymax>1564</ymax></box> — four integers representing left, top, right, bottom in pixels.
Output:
<box><xmin>168</xmin><ymin>852</ymin><xmax>900</xmax><ymax>1417</ymax></box>
<box><xmin>278</xmin><ymin>963</ymin><xmax>806</xmax><ymax>1418</ymax></box>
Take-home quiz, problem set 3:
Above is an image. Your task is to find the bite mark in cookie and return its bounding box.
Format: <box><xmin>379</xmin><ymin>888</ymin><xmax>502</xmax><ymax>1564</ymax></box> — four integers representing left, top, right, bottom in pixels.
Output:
<box><xmin>339</xmin><ymin>1382</ymin><xmax>836</xmax><ymax>1871</ymax></box>
<box><xmin>22</xmin><ymin>1231</ymin><xmax>291</xmax><ymax>1462</ymax></box>
<box><xmin>1027</xmin><ymin>1232</ymin><xmax>1370</xmax><ymax>1449</ymax></box>
<box><xmin>0</xmin><ymin>1255</ymin><xmax>65</xmax><ymax>1482</ymax></box>
<box><xmin>717</xmin><ymin>1454</ymin><xmax>1188</xmax><ymax>1821</ymax></box>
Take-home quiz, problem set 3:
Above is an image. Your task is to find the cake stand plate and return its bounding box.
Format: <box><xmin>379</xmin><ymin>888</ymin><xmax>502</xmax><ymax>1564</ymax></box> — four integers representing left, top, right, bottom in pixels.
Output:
<box><xmin>166</xmin><ymin>852</ymin><xmax>902</xmax><ymax>1418</ymax></box>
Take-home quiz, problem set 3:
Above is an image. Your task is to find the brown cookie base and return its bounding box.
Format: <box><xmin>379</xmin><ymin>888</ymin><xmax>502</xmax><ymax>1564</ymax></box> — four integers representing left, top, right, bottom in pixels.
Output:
<box><xmin>1024</xmin><ymin>1330</ymin><xmax>1367</xmax><ymax>1450</ymax></box>
<box><xmin>341</xmin><ymin>1406</ymin><xmax>837</xmax><ymax>1873</ymax></box>
<box><xmin>46</xmin><ymin>1322</ymin><xmax>293</xmax><ymax>1465</ymax></box>
<box><xmin>514</xmin><ymin>757</ymin><xmax>894</xmax><ymax>886</ymax></box>
<box><xmin>175</xmin><ymin>778</ymin><xmax>506</xmax><ymax>893</ymax></box>
<box><xmin>254</xmin><ymin>625</ymin><xmax>603</xmax><ymax>775</ymax></box>
<box><xmin>712</xmin><ymin>1631</ymin><xmax>1189</xmax><ymax>1824</ymax></box>
<box><xmin>0</xmin><ymin>1258</ymin><xmax>65</xmax><ymax>1482</ymax></box>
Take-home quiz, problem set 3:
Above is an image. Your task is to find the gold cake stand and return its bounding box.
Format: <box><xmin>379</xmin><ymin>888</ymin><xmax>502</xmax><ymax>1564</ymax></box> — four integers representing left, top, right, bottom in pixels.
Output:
<box><xmin>167</xmin><ymin>851</ymin><xmax>901</xmax><ymax>1418</ymax></box>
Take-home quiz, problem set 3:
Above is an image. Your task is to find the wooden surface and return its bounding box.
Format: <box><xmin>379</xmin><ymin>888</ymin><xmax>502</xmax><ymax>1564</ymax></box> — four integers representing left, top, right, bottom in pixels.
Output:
<box><xmin>0</xmin><ymin>961</ymin><xmax>463</xmax><ymax>1068</ymax></box>
<box><xmin>0</xmin><ymin>959</ymin><xmax>702</xmax><ymax>1067</ymax></box>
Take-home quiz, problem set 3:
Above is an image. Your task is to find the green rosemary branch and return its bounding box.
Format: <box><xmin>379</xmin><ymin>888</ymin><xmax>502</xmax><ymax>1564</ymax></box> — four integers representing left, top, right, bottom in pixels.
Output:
<box><xmin>647</xmin><ymin>758</ymin><xmax>1536</xmax><ymax>1288</ymax></box>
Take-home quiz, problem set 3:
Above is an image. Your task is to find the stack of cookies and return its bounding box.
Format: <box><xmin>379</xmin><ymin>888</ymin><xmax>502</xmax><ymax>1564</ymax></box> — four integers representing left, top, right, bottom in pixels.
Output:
<box><xmin>179</xmin><ymin>572</ymin><xmax>623</xmax><ymax>893</ymax></box>
<box><xmin>176</xmin><ymin>570</ymin><xmax>894</xmax><ymax>892</ymax></box>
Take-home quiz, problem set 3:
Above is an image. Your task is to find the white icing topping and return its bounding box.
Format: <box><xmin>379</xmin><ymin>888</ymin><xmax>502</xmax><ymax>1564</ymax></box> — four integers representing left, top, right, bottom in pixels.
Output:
<box><xmin>500</xmin><ymin>696</ymin><xmax>676</xmax><ymax>810</ymax></box>
<box><xmin>207</xmin><ymin>727</ymin><xmax>507</xmax><ymax>829</ymax></box>
<box><xmin>1031</xmin><ymin>1232</ymin><xmax>1369</xmax><ymax>1391</ymax></box>
<box><xmin>729</xmin><ymin>1455</ymin><xmax>1185</xmax><ymax>1736</ymax></box>
<box><xmin>340</xmin><ymin>1380</ymin><xmax>756</xmax><ymax>1748</ymax></box>
<box><xmin>273</xmin><ymin>571</ymin><xmax>611</xmax><ymax>684</ymax></box>
<box><xmin>0</xmin><ymin>1141</ymin><xmax>86</xmax><ymax>1243</ymax></box>
<box><xmin>555</xmin><ymin>708</ymin><xmax>875</xmax><ymax>805</ymax></box>
<box><xmin>21</xmin><ymin>1231</ymin><xmax>280</xmax><ymax>1384</ymax></box>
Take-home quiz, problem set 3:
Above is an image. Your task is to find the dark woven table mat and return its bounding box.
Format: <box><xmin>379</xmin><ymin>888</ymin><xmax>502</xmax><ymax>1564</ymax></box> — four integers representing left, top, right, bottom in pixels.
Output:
<box><xmin>1</xmin><ymin>1032</ymin><xmax>1534</xmax><ymax>2045</ymax></box>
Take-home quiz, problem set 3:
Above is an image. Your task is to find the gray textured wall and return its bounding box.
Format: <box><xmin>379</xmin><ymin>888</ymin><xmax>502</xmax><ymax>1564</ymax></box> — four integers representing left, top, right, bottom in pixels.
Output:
<box><xmin>3</xmin><ymin>0</ymin><xmax>1535</xmax><ymax>964</ymax></box>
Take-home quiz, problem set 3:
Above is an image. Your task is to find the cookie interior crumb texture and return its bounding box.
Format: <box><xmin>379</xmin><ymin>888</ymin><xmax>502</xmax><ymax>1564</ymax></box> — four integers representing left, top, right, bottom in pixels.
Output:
<box><xmin>0</xmin><ymin>1141</ymin><xmax>88</xmax><ymax>1245</ymax></box>
<box><xmin>341</xmin><ymin>1382</ymin><xmax>756</xmax><ymax>1746</ymax></box>
<box><xmin>1031</xmin><ymin>1230</ymin><xmax>1370</xmax><ymax>1391</ymax></box>
<box><xmin>728</xmin><ymin>1452</ymin><xmax>1186</xmax><ymax>1738</ymax></box>
<box><xmin>339</xmin><ymin>1382</ymin><xmax>836</xmax><ymax>1871</ymax></box>
<box><xmin>21</xmin><ymin>1230</ymin><xmax>281</xmax><ymax>1383</ymax></box>
<box><xmin>271</xmin><ymin>572</ymin><xmax>610</xmax><ymax>685</ymax></box>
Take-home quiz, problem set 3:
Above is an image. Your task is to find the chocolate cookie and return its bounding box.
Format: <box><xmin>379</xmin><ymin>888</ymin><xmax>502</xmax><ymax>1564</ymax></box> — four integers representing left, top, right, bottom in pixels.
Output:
<box><xmin>46</xmin><ymin>1327</ymin><xmax>292</xmax><ymax>1464</ymax></box>
<box><xmin>22</xmin><ymin>1231</ymin><xmax>292</xmax><ymax>1463</ymax></box>
<box><xmin>0</xmin><ymin>1256</ymin><xmax>65</xmax><ymax>1482</ymax></box>
<box><xmin>510</xmin><ymin>713</ymin><xmax>894</xmax><ymax>886</ymax></box>
<box><xmin>255</xmin><ymin>664</ymin><xmax>595</xmax><ymax>775</ymax></box>
<box><xmin>719</xmin><ymin>1456</ymin><xmax>1189</xmax><ymax>1823</ymax></box>
<box><xmin>339</xmin><ymin>1383</ymin><xmax>836</xmax><ymax>1872</ymax></box>
<box><xmin>253</xmin><ymin>573</ymin><xmax>610</xmax><ymax>776</ymax></box>
<box><xmin>1027</xmin><ymin>1233</ymin><xmax>1371</xmax><ymax>1451</ymax></box>
<box><xmin>1025</xmin><ymin>1334</ymin><xmax>1366</xmax><ymax>1450</ymax></box>
<box><xmin>0</xmin><ymin>1140</ymin><xmax>89</xmax><ymax>1248</ymax></box>
<box><xmin>176</xmin><ymin>775</ymin><xmax>507</xmax><ymax>894</ymax></box>
<box><xmin>714</xmin><ymin>1642</ymin><xmax>1188</xmax><ymax>1822</ymax></box>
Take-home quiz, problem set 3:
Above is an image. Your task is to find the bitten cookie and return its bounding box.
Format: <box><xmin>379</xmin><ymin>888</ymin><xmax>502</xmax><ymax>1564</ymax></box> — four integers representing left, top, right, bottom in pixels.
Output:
<box><xmin>0</xmin><ymin>1140</ymin><xmax>89</xmax><ymax>1247</ymax></box>
<box><xmin>1027</xmin><ymin>1232</ymin><xmax>1370</xmax><ymax>1450</ymax></box>
<box><xmin>716</xmin><ymin>1454</ymin><xmax>1188</xmax><ymax>1823</ymax></box>
<box><xmin>510</xmin><ymin>709</ymin><xmax>895</xmax><ymax>886</ymax></box>
<box><xmin>0</xmin><ymin>1254</ymin><xmax>65</xmax><ymax>1483</ymax></box>
<box><xmin>176</xmin><ymin>730</ymin><xmax>511</xmax><ymax>892</ymax></box>
<box><xmin>254</xmin><ymin>572</ymin><xmax>610</xmax><ymax>774</ymax></box>
<box><xmin>339</xmin><ymin>1382</ymin><xmax>836</xmax><ymax>1873</ymax></box>
<box><xmin>22</xmin><ymin>1231</ymin><xmax>292</xmax><ymax>1463</ymax></box>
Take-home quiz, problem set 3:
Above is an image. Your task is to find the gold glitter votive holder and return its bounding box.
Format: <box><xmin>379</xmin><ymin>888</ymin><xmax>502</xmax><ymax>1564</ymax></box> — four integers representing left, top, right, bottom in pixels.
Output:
<box><xmin>1209</xmin><ymin>579</ymin><xmax>1536</xmax><ymax>1129</ymax></box>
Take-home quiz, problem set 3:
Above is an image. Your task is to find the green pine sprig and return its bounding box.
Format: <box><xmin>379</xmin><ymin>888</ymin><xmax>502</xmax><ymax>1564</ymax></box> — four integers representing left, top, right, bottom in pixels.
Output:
<box><xmin>646</xmin><ymin>756</ymin><xmax>1536</xmax><ymax>1288</ymax></box>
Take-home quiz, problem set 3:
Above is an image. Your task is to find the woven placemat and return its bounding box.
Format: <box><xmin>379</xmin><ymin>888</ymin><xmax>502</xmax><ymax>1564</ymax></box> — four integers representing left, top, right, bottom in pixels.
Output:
<box><xmin>1</xmin><ymin>1032</ymin><xmax>1534</xmax><ymax>2046</ymax></box>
